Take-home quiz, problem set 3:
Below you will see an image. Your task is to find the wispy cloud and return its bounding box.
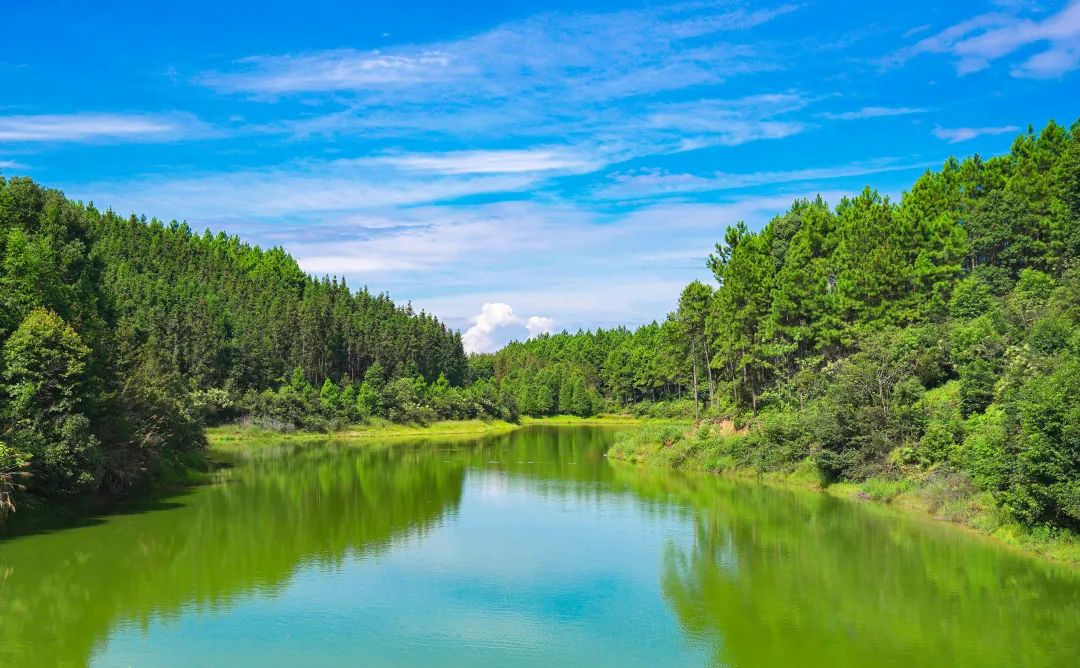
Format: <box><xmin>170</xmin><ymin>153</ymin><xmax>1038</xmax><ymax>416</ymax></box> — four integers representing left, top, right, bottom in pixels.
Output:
<box><xmin>820</xmin><ymin>106</ymin><xmax>927</xmax><ymax>120</ymax></box>
<box><xmin>199</xmin><ymin>4</ymin><xmax>800</xmax><ymax>99</ymax></box>
<box><xmin>73</xmin><ymin>90</ymin><xmax>817</xmax><ymax>228</ymax></box>
<box><xmin>195</xmin><ymin>2</ymin><xmax>807</xmax><ymax>159</ymax></box>
<box><xmin>594</xmin><ymin>159</ymin><xmax>933</xmax><ymax>199</ymax></box>
<box><xmin>644</xmin><ymin>93</ymin><xmax>810</xmax><ymax>147</ymax></box>
<box><xmin>902</xmin><ymin>24</ymin><xmax>933</xmax><ymax>38</ymax></box>
<box><xmin>279</xmin><ymin>90</ymin><xmax>813</xmax><ymax>169</ymax></box>
<box><xmin>199</xmin><ymin>50</ymin><xmax>458</xmax><ymax>94</ymax></box>
<box><xmin>0</xmin><ymin>112</ymin><xmax>210</xmax><ymax>143</ymax></box>
<box><xmin>370</xmin><ymin>148</ymin><xmax>600</xmax><ymax>175</ymax></box>
<box><xmin>889</xmin><ymin>1</ymin><xmax>1080</xmax><ymax>78</ymax></box>
<box><xmin>0</xmin><ymin>159</ymin><xmax>28</xmax><ymax>170</ymax></box>
<box><xmin>932</xmin><ymin>124</ymin><xmax>1020</xmax><ymax>143</ymax></box>
<box><xmin>70</xmin><ymin>160</ymin><xmax>545</xmax><ymax>222</ymax></box>
<box><xmin>205</xmin><ymin>2</ymin><xmax>812</xmax><ymax>183</ymax></box>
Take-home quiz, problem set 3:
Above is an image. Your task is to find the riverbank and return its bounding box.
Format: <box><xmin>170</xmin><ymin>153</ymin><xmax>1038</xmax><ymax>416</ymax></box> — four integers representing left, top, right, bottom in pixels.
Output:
<box><xmin>608</xmin><ymin>423</ymin><xmax>1080</xmax><ymax>566</ymax></box>
<box><xmin>207</xmin><ymin>419</ymin><xmax>519</xmax><ymax>448</ymax></box>
<box><xmin>4</xmin><ymin>416</ymin><xmax>666</xmax><ymax>529</ymax></box>
<box><xmin>206</xmin><ymin>415</ymin><xmax>674</xmax><ymax>450</ymax></box>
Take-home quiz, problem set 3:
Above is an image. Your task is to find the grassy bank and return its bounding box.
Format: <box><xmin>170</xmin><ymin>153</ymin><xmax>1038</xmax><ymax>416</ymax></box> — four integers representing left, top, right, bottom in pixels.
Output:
<box><xmin>520</xmin><ymin>415</ymin><xmax>688</xmax><ymax>427</ymax></box>
<box><xmin>205</xmin><ymin>414</ymin><xmax>673</xmax><ymax>450</ymax></box>
<box><xmin>206</xmin><ymin>419</ymin><xmax>520</xmax><ymax>449</ymax></box>
<box><xmin>609</xmin><ymin>423</ymin><xmax>1080</xmax><ymax>565</ymax></box>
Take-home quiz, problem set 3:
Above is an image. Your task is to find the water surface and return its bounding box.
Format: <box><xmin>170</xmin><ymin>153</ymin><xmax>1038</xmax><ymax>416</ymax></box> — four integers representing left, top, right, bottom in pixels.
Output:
<box><xmin>2</xmin><ymin>426</ymin><xmax>1078</xmax><ymax>667</ymax></box>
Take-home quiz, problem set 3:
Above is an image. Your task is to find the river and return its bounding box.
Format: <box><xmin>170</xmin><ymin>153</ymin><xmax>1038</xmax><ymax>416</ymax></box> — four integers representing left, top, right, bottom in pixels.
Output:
<box><xmin>1</xmin><ymin>426</ymin><xmax>1078</xmax><ymax>666</ymax></box>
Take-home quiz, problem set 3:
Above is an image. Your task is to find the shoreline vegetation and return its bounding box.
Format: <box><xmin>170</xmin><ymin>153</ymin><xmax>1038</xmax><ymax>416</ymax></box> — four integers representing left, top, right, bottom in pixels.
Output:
<box><xmin>8</xmin><ymin>415</ymin><xmax>1078</xmax><ymax>569</ymax></box>
<box><xmin>609</xmin><ymin>421</ymin><xmax>1080</xmax><ymax>565</ymax></box>
<box><xmin>209</xmin><ymin>413</ymin><xmax>1080</xmax><ymax>566</ymax></box>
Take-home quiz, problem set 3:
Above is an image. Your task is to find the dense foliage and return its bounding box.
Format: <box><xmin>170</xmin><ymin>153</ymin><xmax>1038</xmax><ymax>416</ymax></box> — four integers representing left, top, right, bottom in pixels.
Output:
<box><xmin>519</xmin><ymin>120</ymin><xmax>1080</xmax><ymax>533</ymax></box>
<box><xmin>0</xmin><ymin>177</ymin><xmax>470</xmax><ymax>515</ymax></box>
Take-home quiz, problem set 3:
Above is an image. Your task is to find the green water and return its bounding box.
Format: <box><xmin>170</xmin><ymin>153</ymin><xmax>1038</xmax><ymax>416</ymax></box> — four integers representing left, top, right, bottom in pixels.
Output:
<box><xmin>2</xmin><ymin>426</ymin><xmax>1079</xmax><ymax>667</ymax></box>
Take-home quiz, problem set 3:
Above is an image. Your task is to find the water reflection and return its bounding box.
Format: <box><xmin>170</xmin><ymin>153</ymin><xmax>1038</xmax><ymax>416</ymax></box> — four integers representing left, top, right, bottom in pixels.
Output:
<box><xmin>0</xmin><ymin>440</ymin><xmax>465</xmax><ymax>666</ymax></box>
<box><xmin>619</xmin><ymin>469</ymin><xmax>1080</xmax><ymax>667</ymax></box>
<box><xmin>1</xmin><ymin>426</ymin><xmax>1078</xmax><ymax>667</ymax></box>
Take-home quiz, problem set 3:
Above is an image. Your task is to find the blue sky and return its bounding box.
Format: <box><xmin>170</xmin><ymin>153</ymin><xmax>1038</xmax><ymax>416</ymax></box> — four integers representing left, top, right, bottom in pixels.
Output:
<box><xmin>2</xmin><ymin>1</ymin><xmax>1078</xmax><ymax>351</ymax></box>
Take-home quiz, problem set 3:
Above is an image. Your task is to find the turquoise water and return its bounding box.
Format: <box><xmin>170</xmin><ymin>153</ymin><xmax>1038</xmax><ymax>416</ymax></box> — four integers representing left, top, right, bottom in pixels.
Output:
<box><xmin>2</xmin><ymin>426</ymin><xmax>1079</xmax><ymax>666</ymax></box>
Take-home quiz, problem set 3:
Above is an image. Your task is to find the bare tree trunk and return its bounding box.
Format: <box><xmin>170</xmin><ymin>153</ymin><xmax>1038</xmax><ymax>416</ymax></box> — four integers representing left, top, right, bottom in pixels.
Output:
<box><xmin>743</xmin><ymin>363</ymin><xmax>757</xmax><ymax>414</ymax></box>
<box><xmin>702</xmin><ymin>339</ymin><xmax>715</xmax><ymax>411</ymax></box>
<box><xmin>729</xmin><ymin>362</ymin><xmax>738</xmax><ymax>405</ymax></box>
<box><xmin>691</xmin><ymin>341</ymin><xmax>700</xmax><ymax>421</ymax></box>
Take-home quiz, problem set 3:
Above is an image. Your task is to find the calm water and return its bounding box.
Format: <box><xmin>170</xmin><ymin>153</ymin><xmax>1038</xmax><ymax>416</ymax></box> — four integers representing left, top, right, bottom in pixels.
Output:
<box><xmin>2</xmin><ymin>426</ymin><xmax>1080</xmax><ymax>667</ymax></box>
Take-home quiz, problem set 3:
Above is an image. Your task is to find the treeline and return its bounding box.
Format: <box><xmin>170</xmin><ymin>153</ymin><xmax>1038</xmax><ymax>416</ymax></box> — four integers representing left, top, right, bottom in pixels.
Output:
<box><xmin>0</xmin><ymin>177</ymin><xmax>470</xmax><ymax>515</ymax></box>
<box><xmin>510</xmin><ymin>119</ymin><xmax>1080</xmax><ymax>532</ymax></box>
<box><xmin>482</xmin><ymin>322</ymin><xmax>696</xmax><ymax>419</ymax></box>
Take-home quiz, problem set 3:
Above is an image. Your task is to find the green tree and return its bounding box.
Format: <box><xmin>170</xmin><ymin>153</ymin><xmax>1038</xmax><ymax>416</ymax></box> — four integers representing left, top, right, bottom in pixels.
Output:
<box><xmin>2</xmin><ymin>308</ymin><xmax>100</xmax><ymax>494</ymax></box>
<box><xmin>319</xmin><ymin>378</ymin><xmax>342</xmax><ymax>416</ymax></box>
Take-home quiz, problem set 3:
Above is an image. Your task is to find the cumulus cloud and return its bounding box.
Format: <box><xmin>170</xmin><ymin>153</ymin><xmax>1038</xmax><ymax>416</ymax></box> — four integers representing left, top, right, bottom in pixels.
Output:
<box><xmin>461</xmin><ymin>303</ymin><xmax>556</xmax><ymax>353</ymax></box>
<box><xmin>525</xmin><ymin>316</ymin><xmax>556</xmax><ymax>338</ymax></box>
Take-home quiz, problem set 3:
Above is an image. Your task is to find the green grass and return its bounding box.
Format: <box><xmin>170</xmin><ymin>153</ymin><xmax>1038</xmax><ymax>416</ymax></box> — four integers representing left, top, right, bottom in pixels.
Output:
<box><xmin>206</xmin><ymin>414</ymin><xmax>680</xmax><ymax>451</ymax></box>
<box><xmin>206</xmin><ymin>419</ymin><xmax>519</xmax><ymax>449</ymax></box>
<box><xmin>521</xmin><ymin>414</ymin><xmax>688</xmax><ymax>427</ymax></box>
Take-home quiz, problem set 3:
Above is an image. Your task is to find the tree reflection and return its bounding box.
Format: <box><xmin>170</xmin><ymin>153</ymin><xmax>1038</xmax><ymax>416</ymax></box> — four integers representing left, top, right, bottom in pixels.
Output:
<box><xmin>0</xmin><ymin>440</ymin><xmax>465</xmax><ymax>666</ymax></box>
<box><xmin>626</xmin><ymin>470</ymin><xmax>1080</xmax><ymax>667</ymax></box>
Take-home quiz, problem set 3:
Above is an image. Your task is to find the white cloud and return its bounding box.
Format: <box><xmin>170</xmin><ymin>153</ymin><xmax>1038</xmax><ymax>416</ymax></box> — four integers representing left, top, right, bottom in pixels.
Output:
<box><xmin>0</xmin><ymin>112</ymin><xmax>209</xmax><ymax>143</ymax></box>
<box><xmin>293</xmin><ymin>207</ymin><xmax>555</xmax><ymax>276</ymax></box>
<box><xmin>461</xmin><ymin>303</ymin><xmax>556</xmax><ymax>353</ymax></box>
<box><xmin>194</xmin><ymin>3</ymin><xmax>809</xmax><ymax>162</ymax></box>
<box><xmin>932</xmin><ymin>124</ymin><xmax>1020</xmax><ymax>143</ymax></box>
<box><xmin>199</xmin><ymin>4</ymin><xmax>799</xmax><ymax>99</ymax></box>
<box><xmin>0</xmin><ymin>159</ymin><xmax>27</xmax><ymax>170</ymax></box>
<box><xmin>890</xmin><ymin>1</ymin><xmax>1080</xmax><ymax>78</ymax></box>
<box><xmin>820</xmin><ymin>106</ymin><xmax>927</xmax><ymax>121</ymax></box>
<box><xmin>199</xmin><ymin>50</ymin><xmax>458</xmax><ymax>94</ymax></box>
<box><xmin>69</xmin><ymin>161</ymin><xmax>543</xmax><ymax>222</ymax></box>
<box><xmin>525</xmin><ymin>316</ymin><xmax>556</xmax><ymax>338</ymax></box>
<box><xmin>594</xmin><ymin>159</ymin><xmax>934</xmax><ymax>199</ymax></box>
<box><xmin>644</xmin><ymin>93</ymin><xmax>809</xmax><ymax>147</ymax></box>
<box><xmin>371</xmin><ymin>148</ymin><xmax>599</xmax><ymax>175</ymax></box>
<box><xmin>902</xmin><ymin>24</ymin><xmax>933</xmax><ymax>38</ymax></box>
<box><xmin>70</xmin><ymin>88</ymin><xmax>817</xmax><ymax>228</ymax></box>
